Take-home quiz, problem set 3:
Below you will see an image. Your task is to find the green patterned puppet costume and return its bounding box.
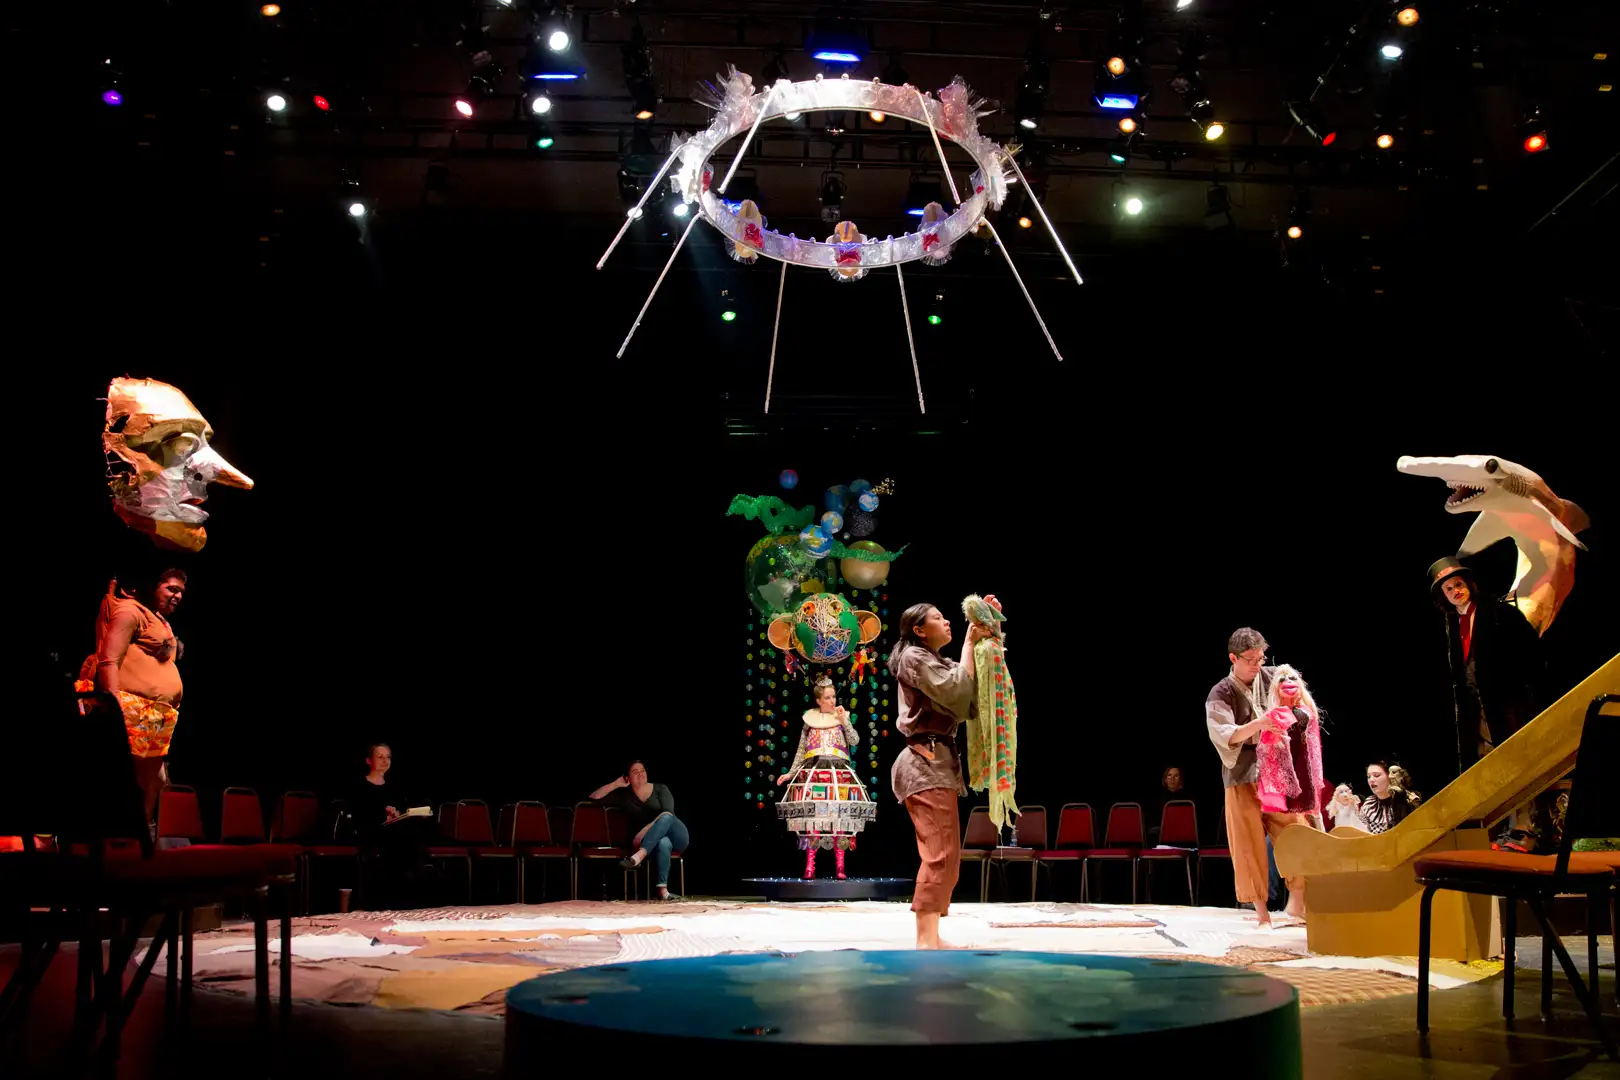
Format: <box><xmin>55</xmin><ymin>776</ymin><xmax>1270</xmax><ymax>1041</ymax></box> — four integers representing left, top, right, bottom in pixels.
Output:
<box><xmin>962</xmin><ymin>595</ymin><xmax>1018</xmax><ymax>831</ymax></box>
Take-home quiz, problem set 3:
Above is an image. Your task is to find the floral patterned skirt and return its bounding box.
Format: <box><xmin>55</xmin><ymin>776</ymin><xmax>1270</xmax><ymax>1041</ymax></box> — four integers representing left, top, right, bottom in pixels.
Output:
<box><xmin>777</xmin><ymin>756</ymin><xmax>875</xmax><ymax>850</ymax></box>
<box><xmin>75</xmin><ymin>680</ymin><xmax>179</xmax><ymax>759</ymax></box>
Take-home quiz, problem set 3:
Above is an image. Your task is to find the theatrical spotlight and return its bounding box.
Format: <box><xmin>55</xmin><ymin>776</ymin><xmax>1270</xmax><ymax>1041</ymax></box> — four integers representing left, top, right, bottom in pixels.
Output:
<box><xmin>457</xmin><ymin>65</ymin><xmax>502</xmax><ymax>119</ymax></box>
<box><xmin>1107</xmin><ymin>134</ymin><xmax>1133</xmax><ymax>166</ymax></box>
<box><xmin>101</xmin><ymin>60</ymin><xmax>124</xmax><ymax>107</ymax></box>
<box><xmin>623</xmin><ymin>22</ymin><xmax>657</xmax><ymax>120</ymax></box>
<box><xmin>1396</xmin><ymin>6</ymin><xmax>1419</xmax><ymax>26</ymax></box>
<box><xmin>906</xmin><ymin>174</ymin><xmax>945</xmax><ymax>216</ymax></box>
<box><xmin>1520</xmin><ymin>106</ymin><xmax>1549</xmax><ymax>153</ymax></box>
<box><xmin>807</xmin><ymin>21</ymin><xmax>866</xmax><ymax>64</ymax></box>
<box><xmin>1117</xmin><ymin>116</ymin><xmax>1138</xmax><ymax>134</ymax></box>
<box><xmin>617</xmin><ymin>168</ymin><xmax>644</xmax><ymax>205</ymax></box>
<box><xmin>1376</xmin><ymin>131</ymin><xmax>1395</xmax><ymax>149</ymax></box>
<box><xmin>1287</xmin><ymin>100</ymin><xmax>1337</xmax><ymax>146</ymax></box>
<box><xmin>532</xmin><ymin>119</ymin><xmax>555</xmax><ymax>150</ymax></box>
<box><xmin>265</xmin><ymin>92</ymin><xmax>288</xmax><ymax>113</ymax></box>
<box><xmin>1113</xmin><ymin>182</ymin><xmax>1144</xmax><ymax>218</ymax></box>
<box><xmin>528</xmin><ymin>91</ymin><xmax>552</xmax><ymax>115</ymax></box>
<box><xmin>926</xmin><ymin>291</ymin><xmax>945</xmax><ymax>326</ymax></box>
<box><xmin>820</xmin><ymin>170</ymin><xmax>846</xmax><ymax>223</ymax></box>
<box><xmin>759</xmin><ymin>53</ymin><xmax>790</xmax><ymax>88</ymax></box>
<box><xmin>670</xmin><ymin>199</ymin><xmax>691</xmax><ymax>219</ymax></box>
<box><xmin>1015</xmin><ymin>52</ymin><xmax>1050</xmax><ymax>130</ymax></box>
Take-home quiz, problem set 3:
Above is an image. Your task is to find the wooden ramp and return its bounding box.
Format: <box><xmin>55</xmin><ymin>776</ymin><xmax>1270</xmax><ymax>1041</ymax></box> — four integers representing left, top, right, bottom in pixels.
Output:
<box><xmin>1274</xmin><ymin>656</ymin><xmax>1619</xmax><ymax>961</ymax></box>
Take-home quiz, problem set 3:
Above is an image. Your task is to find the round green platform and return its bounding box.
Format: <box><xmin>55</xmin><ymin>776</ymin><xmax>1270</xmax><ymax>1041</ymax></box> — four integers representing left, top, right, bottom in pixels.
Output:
<box><xmin>505</xmin><ymin>951</ymin><xmax>1301</xmax><ymax>1074</ymax></box>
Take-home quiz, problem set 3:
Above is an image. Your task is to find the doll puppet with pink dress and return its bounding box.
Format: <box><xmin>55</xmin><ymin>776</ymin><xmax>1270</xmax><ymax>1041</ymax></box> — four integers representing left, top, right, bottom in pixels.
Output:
<box><xmin>1257</xmin><ymin>665</ymin><xmax>1330</xmax><ymax>819</ymax></box>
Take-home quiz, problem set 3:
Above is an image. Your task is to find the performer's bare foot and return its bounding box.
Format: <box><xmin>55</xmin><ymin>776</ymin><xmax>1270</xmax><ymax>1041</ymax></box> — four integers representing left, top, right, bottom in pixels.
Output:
<box><xmin>1254</xmin><ymin>909</ymin><xmax>1273</xmax><ymax>930</ymax></box>
<box><xmin>1281</xmin><ymin>902</ymin><xmax>1307</xmax><ymax>925</ymax></box>
<box><xmin>915</xmin><ymin>912</ymin><xmax>948</xmax><ymax>949</ymax></box>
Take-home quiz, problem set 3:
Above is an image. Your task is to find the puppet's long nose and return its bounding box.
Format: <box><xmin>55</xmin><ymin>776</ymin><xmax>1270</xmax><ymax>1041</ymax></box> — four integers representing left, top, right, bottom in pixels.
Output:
<box><xmin>195</xmin><ymin>445</ymin><xmax>254</xmax><ymax>489</ymax></box>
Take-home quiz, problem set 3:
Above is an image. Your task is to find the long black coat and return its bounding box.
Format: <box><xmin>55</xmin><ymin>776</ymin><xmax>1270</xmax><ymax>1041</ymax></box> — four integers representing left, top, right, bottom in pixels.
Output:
<box><xmin>1443</xmin><ymin>597</ymin><xmax>1541</xmax><ymax>771</ymax></box>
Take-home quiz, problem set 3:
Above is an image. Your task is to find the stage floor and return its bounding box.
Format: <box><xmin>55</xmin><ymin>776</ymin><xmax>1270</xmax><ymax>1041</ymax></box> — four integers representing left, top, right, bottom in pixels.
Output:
<box><xmin>135</xmin><ymin>898</ymin><xmax>1554</xmax><ymax>1014</ymax></box>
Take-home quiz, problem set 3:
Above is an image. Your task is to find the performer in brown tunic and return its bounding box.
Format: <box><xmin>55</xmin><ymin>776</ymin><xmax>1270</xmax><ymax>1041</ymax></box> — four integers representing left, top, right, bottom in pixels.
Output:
<box><xmin>888</xmin><ymin>595</ymin><xmax>999</xmax><ymax>950</ymax></box>
<box><xmin>77</xmin><ymin>570</ymin><xmax>188</xmax><ymax>823</ymax></box>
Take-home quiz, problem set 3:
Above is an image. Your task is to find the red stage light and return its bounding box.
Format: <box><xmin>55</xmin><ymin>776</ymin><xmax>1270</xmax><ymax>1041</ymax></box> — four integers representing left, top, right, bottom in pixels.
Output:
<box><xmin>1523</xmin><ymin>132</ymin><xmax>1547</xmax><ymax>152</ymax></box>
<box><xmin>454</xmin><ymin>99</ymin><xmax>475</xmax><ymax>118</ymax></box>
<box><xmin>1321</xmin><ymin>131</ymin><xmax>1338</xmax><ymax>147</ymax></box>
<box><xmin>313</xmin><ymin>95</ymin><xmax>331</xmax><ymax>112</ymax></box>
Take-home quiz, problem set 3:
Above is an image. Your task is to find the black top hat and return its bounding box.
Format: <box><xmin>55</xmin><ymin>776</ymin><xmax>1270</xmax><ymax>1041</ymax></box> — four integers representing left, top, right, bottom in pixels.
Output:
<box><xmin>1426</xmin><ymin>557</ymin><xmax>1476</xmax><ymax>606</ymax></box>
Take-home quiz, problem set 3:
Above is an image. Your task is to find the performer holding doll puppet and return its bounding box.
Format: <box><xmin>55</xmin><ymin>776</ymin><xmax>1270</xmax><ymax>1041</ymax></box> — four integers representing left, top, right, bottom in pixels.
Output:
<box><xmin>777</xmin><ymin>676</ymin><xmax>875</xmax><ymax>879</ymax></box>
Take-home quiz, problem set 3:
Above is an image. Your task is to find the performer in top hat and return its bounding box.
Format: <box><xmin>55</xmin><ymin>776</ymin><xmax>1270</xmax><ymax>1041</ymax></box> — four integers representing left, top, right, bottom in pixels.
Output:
<box><xmin>1426</xmin><ymin>557</ymin><xmax>1541</xmax><ymax>783</ymax></box>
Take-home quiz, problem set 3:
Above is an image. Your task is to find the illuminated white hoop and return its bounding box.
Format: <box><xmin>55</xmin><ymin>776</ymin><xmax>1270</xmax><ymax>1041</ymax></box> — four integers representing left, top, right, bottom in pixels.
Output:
<box><xmin>672</xmin><ymin>75</ymin><xmax>1014</xmax><ymax>272</ymax></box>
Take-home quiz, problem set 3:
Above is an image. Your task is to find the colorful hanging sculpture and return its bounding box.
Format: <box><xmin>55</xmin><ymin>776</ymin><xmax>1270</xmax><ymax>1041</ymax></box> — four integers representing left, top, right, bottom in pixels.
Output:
<box><xmin>767</xmin><ymin>592</ymin><xmax>881</xmax><ymax>665</ymax></box>
<box><xmin>963</xmin><ymin>594</ymin><xmax>1018</xmax><ymax>831</ymax></box>
<box><xmin>102</xmin><ymin>377</ymin><xmax>253</xmax><ymax>552</ymax></box>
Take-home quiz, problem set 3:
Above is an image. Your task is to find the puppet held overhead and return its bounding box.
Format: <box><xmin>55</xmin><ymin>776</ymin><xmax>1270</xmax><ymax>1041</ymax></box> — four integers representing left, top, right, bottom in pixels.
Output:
<box><xmin>103</xmin><ymin>377</ymin><xmax>253</xmax><ymax>552</ymax></box>
<box><xmin>1397</xmin><ymin>454</ymin><xmax>1588</xmax><ymax>635</ymax></box>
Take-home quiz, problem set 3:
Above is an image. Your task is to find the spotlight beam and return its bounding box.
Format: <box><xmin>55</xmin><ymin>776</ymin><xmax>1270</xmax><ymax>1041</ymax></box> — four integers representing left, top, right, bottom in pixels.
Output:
<box><xmin>595</xmin><ymin>141</ymin><xmax>683</xmax><ymax>270</ymax></box>
<box><xmin>895</xmin><ymin>263</ymin><xmax>926</xmax><ymax>414</ymax></box>
<box><xmin>616</xmin><ymin>212</ymin><xmax>699</xmax><ymax>358</ymax></box>
<box><xmin>764</xmin><ymin>260</ymin><xmax>788</xmax><ymax>414</ymax></box>
<box><xmin>1003</xmin><ymin>151</ymin><xmax>1084</xmax><ymax>286</ymax></box>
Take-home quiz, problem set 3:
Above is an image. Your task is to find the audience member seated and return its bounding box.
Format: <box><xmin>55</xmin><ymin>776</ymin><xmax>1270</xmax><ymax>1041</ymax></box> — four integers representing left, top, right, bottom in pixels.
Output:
<box><xmin>590</xmin><ymin>759</ymin><xmax>688</xmax><ymax>901</ymax></box>
<box><xmin>351</xmin><ymin>742</ymin><xmax>437</xmax><ymax>906</ymax></box>
<box><xmin>1359</xmin><ymin>760</ymin><xmax>1421</xmax><ymax>834</ymax></box>
<box><xmin>1327</xmin><ymin>782</ymin><xmax>1366</xmax><ymax>831</ymax></box>
<box><xmin>1147</xmin><ymin>764</ymin><xmax>1191</xmax><ymax>844</ymax></box>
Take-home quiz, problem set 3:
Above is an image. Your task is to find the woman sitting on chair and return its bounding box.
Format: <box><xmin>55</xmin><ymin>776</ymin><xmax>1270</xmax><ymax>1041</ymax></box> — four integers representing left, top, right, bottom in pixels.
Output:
<box><xmin>591</xmin><ymin>760</ymin><xmax>688</xmax><ymax>901</ymax></box>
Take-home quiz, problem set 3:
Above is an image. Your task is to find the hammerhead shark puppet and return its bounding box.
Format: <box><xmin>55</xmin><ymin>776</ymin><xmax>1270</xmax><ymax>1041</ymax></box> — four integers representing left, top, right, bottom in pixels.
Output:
<box><xmin>1397</xmin><ymin>454</ymin><xmax>1589</xmax><ymax>636</ymax></box>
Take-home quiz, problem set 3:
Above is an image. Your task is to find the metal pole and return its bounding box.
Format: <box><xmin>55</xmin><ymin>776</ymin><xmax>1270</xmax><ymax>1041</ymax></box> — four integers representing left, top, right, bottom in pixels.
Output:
<box><xmin>595</xmin><ymin>143</ymin><xmax>683</xmax><ymax>271</ymax></box>
<box><xmin>1004</xmin><ymin>152</ymin><xmax>1084</xmax><ymax>285</ymax></box>
<box><xmin>982</xmin><ymin>219</ymin><xmax>1063</xmax><ymax>361</ymax></box>
<box><xmin>895</xmin><ymin>263</ymin><xmax>926</xmax><ymax>413</ymax></box>
<box><xmin>764</xmin><ymin>260</ymin><xmax>787</xmax><ymax>413</ymax></box>
<box><xmin>616</xmin><ymin>213</ymin><xmax>700</xmax><ymax>358</ymax></box>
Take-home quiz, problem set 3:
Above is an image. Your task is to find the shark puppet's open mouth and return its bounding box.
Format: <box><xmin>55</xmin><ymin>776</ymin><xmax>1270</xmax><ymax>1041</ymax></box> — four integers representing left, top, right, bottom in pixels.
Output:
<box><xmin>1446</xmin><ymin>484</ymin><xmax>1486</xmax><ymax>507</ymax></box>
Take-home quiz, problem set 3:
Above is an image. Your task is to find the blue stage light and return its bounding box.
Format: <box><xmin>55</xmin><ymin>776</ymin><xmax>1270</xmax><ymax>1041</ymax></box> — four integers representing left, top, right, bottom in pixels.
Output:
<box><xmin>812</xmin><ymin>50</ymin><xmax>861</xmax><ymax>63</ymax></box>
<box><xmin>533</xmin><ymin>72</ymin><xmax>581</xmax><ymax>81</ymax></box>
<box><xmin>1096</xmin><ymin>94</ymin><xmax>1139</xmax><ymax>109</ymax></box>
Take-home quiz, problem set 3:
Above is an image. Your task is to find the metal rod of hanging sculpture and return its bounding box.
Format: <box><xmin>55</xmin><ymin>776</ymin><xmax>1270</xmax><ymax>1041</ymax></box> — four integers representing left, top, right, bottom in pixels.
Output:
<box><xmin>595</xmin><ymin>143</ymin><xmax>682</xmax><ymax>271</ymax></box>
<box><xmin>914</xmin><ymin>84</ymin><xmax>1067</xmax><ymax>361</ymax></box>
<box><xmin>764</xmin><ymin>260</ymin><xmax>787</xmax><ymax>414</ymax></box>
<box><xmin>895</xmin><ymin>263</ymin><xmax>926</xmax><ymax>413</ymax></box>
<box><xmin>597</xmin><ymin>69</ymin><xmax>1077</xmax><ymax>396</ymax></box>
<box><xmin>1003</xmin><ymin>153</ymin><xmax>1084</xmax><ymax>286</ymax></box>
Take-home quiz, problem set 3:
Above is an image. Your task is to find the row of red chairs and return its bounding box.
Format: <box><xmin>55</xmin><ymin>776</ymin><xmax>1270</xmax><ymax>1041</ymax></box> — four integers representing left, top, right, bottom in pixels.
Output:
<box><xmin>962</xmin><ymin>800</ymin><xmax>1232</xmax><ymax>905</ymax></box>
<box><xmin>154</xmin><ymin>789</ymin><xmax>684</xmax><ymax>910</ymax></box>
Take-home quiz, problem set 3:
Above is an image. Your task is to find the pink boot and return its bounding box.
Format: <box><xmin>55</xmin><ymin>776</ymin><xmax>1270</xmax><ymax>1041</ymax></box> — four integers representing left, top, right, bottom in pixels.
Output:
<box><xmin>835</xmin><ymin>846</ymin><xmax>847</xmax><ymax>880</ymax></box>
<box><xmin>803</xmin><ymin>844</ymin><xmax>817</xmax><ymax>880</ymax></box>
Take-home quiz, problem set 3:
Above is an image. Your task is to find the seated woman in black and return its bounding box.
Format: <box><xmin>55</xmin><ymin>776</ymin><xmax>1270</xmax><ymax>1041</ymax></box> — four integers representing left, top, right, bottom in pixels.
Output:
<box><xmin>353</xmin><ymin>742</ymin><xmax>435</xmax><ymax>906</ymax></box>
<box><xmin>590</xmin><ymin>759</ymin><xmax>688</xmax><ymax>900</ymax></box>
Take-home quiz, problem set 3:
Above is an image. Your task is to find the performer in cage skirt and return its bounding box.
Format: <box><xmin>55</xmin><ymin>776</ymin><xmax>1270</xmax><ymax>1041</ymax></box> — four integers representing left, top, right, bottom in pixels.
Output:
<box><xmin>777</xmin><ymin>676</ymin><xmax>875</xmax><ymax>879</ymax></box>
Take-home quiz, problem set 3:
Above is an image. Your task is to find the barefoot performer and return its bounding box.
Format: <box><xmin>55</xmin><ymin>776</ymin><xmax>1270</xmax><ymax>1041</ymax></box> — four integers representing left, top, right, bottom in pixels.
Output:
<box><xmin>1205</xmin><ymin>628</ymin><xmax>1312</xmax><ymax>928</ymax></box>
<box><xmin>888</xmin><ymin>595</ymin><xmax>1000</xmax><ymax>949</ymax></box>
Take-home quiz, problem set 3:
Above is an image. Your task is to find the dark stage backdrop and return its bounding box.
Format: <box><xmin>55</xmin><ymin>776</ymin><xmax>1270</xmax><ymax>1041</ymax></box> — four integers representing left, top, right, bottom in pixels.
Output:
<box><xmin>27</xmin><ymin>365</ymin><xmax>1614</xmax><ymax>895</ymax></box>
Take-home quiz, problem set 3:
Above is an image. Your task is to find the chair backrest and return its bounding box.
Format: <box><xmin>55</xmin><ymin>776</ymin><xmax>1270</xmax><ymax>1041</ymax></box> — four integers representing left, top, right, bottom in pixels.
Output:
<box><xmin>963</xmin><ymin>806</ymin><xmax>999</xmax><ymax>849</ymax></box>
<box><xmin>497</xmin><ymin>804</ymin><xmax>516</xmax><ymax>846</ymax></box>
<box><xmin>1103</xmin><ymin>802</ymin><xmax>1145</xmax><ymax>847</ymax></box>
<box><xmin>4</xmin><ymin>681</ymin><xmax>150</xmax><ymax>855</ymax></box>
<box><xmin>549</xmin><ymin>806</ymin><xmax>574</xmax><ymax>847</ymax></box>
<box><xmin>1054</xmin><ymin>803</ymin><xmax>1095</xmax><ymax>849</ymax></box>
<box><xmin>220</xmin><ymin>787</ymin><xmax>266</xmax><ymax>844</ymax></box>
<box><xmin>1013</xmin><ymin>806</ymin><xmax>1048</xmax><ymax>850</ymax></box>
<box><xmin>605</xmin><ymin>806</ymin><xmax>630</xmax><ymax>848</ymax></box>
<box><xmin>511</xmin><ymin>801</ymin><xmax>552</xmax><ymax>845</ymax></box>
<box><xmin>1159</xmin><ymin>799</ymin><xmax>1199</xmax><ymax>847</ymax></box>
<box><xmin>454</xmin><ymin>799</ymin><xmax>495</xmax><ymax>844</ymax></box>
<box><xmin>438</xmin><ymin>802</ymin><xmax>460</xmax><ymax>836</ymax></box>
<box><xmin>272</xmin><ymin>790</ymin><xmax>320</xmax><ymax>842</ymax></box>
<box><xmin>157</xmin><ymin>784</ymin><xmax>206</xmax><ymax>843</ymax></box>
<box><xmin>570</xmin><ymin>802</ymin><xmax>610</xmax><ymax>846</ymax></box>
<box><xmin>1553</xmin><ymin>693</ymin><xmax>1620</xmax><ymax>883</ymax></box>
